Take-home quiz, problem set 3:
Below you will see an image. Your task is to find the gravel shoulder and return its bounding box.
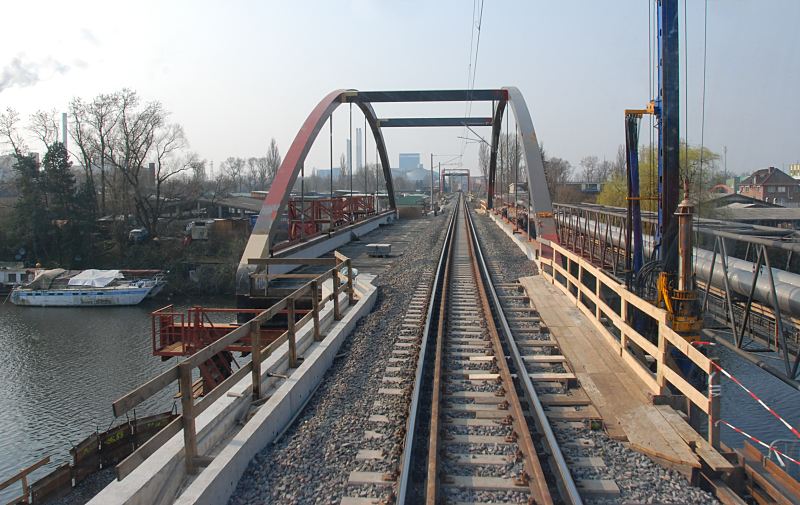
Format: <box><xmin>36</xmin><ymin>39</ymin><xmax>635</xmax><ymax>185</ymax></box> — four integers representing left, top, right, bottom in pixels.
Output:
<box><xmin>229</xmin><ymin>210</ymin><xmax>451</xmax><ymax>505</ymax></box>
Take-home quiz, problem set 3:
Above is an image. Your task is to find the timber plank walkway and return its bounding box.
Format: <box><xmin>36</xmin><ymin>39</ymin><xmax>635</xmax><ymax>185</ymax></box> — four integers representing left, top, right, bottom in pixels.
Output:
<box><xmin>519</xmin><ymin>275</ymin><xmax>703</xmax><ymax>471</ymax></box>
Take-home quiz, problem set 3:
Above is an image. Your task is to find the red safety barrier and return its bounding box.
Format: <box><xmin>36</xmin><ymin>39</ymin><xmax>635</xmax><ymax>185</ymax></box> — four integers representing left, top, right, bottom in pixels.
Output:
<box><xmin>711</xmin><ymin>361</ymin><xmax>800</xmax><ymax>440</ymax></box>
<box><xmin>287</xmin><ymin>196</ymin><xmax>376</xmax><ymax>241</ymax></box>
<box><xmin>716</xmin><ymin>420</ymin><xmax>800</xmax><ymax>466</ymax></box>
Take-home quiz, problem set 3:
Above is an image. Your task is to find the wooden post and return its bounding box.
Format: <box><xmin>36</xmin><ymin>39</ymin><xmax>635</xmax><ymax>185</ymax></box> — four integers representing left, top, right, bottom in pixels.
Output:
<box><xmin>288</xmin><ymin>298</ymin><xmax>297</xmax><ymax>368</ymax></box>
<box><xmin>620</xmin><ymin>300</ymin><xmax>629</xmax><ymax>351</ymax></box>
<box><xmin>179</xmin><ymin>362</ymin><xmax>198</xmax><ymax>474</ymax></box>
<box><xmin>595</xmin><ymin>276</ymin><xmax>601</xmax><ymax>319</ymax></box>
<box><xmin>346</xmin><ymin>258</ymin><xmax>355</xmax><ymax>305</ymax></box>
<box><xmin>656</xmin><ymin>323</ymin><xmax>667</xmax><ymax>392</ymax></box>
<box><xmin>708</xmin><ymin>357</ymin><xmax>721</xmax><ymax>449</ymax></box>
<box><xmin>332</xmin><ymin>268</ymin><xmax>341</xmax><ymax>320</ymax></box>
<box><xmin>251</xmin><ymin>320</ymin><xmax>261</xmax><ymax>400</ymax></box>
<box><xmin>311</xmin><ymin>280</ymin><xmax>321</xmax><ymax>341</ymax></box>
<box><xmin>21</xmin><ymin>474</ymin><xmax>29</xmax><ymax>504</ymax></box>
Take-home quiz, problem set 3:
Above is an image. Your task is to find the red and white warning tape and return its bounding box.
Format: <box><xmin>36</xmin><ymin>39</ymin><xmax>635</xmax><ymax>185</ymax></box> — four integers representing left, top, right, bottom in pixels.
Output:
<box><xmin>716</xmin><ymin>420</ymin><xmax>800</xmax><ymax>466</ymax></box>
<box><xmin>711</xmin><ymin>361</ymin><xmax>800</xmax><ymax>440</ymax></box>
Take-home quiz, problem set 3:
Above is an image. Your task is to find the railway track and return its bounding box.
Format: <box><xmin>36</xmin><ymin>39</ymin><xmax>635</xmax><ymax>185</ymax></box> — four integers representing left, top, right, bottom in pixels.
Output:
<box><xmin>341</xmin><ymin>195</ymin><xmax>614</xmax><ymax>504</ymax></box>
<box><xmin>396</xmin><ymin>195</ymin><xmax>580</xmax><ymax>505</ymax></box>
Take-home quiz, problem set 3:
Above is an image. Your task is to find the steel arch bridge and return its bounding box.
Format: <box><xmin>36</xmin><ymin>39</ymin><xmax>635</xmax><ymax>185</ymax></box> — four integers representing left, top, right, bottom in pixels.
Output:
<box><xmin>236</xmin><ymin>87</ymin><xmax>558</xmax><ymax>297</ymax></box>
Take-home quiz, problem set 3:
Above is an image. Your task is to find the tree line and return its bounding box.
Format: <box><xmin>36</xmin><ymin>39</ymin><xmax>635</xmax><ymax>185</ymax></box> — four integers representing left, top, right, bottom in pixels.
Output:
<box><xmin>0</xmin><ymin>89</ymin><xmax>283</xmax><ymax>267</ymax></box>
<box><xmin>476</xmin><ymin>134</ymin><xmax>721</xmax><ymax>208</ymax></box>
<box><xmin>597</xmin><ymin>142</ymin><xmax>721</xmax><ymax>211</ymax></box>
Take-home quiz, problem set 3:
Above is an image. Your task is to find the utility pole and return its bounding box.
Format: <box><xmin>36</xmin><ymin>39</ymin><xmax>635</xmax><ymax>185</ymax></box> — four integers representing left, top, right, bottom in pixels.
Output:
<box><xmin>430</xmin><ymin>153</ymin><xmax>434</xmax><ymax>214</ymax></box>
<box><xmin>349</xmin><ymin>103</ymin><xmax>353</xmax><ymax>221</ymax></box>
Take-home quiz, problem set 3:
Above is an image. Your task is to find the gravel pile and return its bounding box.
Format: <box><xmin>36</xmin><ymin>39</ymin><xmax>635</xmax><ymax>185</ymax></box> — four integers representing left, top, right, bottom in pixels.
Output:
<box><xmin>229</xmin><ymin>210</ymin><xmax>451</xmax><ymax>505</ymax></box>
<box><xmin>470</xmin><ymin>208</ymin><xmax>719</xmax><ymax>505</ymax></box>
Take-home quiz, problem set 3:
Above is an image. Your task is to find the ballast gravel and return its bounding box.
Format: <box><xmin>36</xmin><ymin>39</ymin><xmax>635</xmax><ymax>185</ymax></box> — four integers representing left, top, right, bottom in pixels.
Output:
<box><xmin>228</xmin><ymin>210</ymin><xmax>451</xmax><ymax>505</ymax></box>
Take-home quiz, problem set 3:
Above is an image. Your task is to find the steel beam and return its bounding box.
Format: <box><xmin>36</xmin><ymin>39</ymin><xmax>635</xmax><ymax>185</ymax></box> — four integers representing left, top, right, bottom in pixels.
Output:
<box><xmin>377</xmin><ymin>117</ymin><xmax>493</xmax><ymax>128</ymax></box>
<box><xmin>348</xmin><ymin>89</ymin><xmax>507</xmax><ymax>103</ymax></box>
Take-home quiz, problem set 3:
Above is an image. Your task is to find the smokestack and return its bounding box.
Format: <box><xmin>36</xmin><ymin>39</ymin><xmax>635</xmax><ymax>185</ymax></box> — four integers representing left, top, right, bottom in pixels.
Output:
<box><xmin>61</xmin><ymin>112</ymin><xmax>67</xmax><ymax>149</ymax></box>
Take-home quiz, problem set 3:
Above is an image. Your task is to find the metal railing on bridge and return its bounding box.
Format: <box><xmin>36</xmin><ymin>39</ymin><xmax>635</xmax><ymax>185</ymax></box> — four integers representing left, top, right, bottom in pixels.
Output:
<box><xmin>551</xmin><ymin>202</ymin><xmax>800</xmax><ymax>382</ymax></box>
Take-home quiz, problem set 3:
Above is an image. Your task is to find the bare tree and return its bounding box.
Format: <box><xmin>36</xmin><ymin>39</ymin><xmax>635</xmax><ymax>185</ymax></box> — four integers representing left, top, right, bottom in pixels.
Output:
<box><xmin>143</xmin><ymin>124</ymin><xmax>193</xmax><ymax>231</ymax></box>
<box><xmin>579</xmin><ymin>155</ymin><xmax>599</xmax><ymax>182</ymax></box>
<box><xmin>28</xmin><ymin>110</ymin><xmax>59</xmax><ymax>150</ymax></box>
<box><xmin>246</xmin><ymin>157</ymin><xmax>259</xmax><ymax>191</ymax></box>
<box><xmin>612</xmin><ymin>144</ymin><xmax>626</xmax><ymax>178</ymax></box>
<box><xmin>245</xmin><ymin>156</ymin><xmax>269</xmax><ymax>191</ymax></box>
<box><xmin>256</xmin><ymin>156</ymin><xmax>270</xmax><ymax>189</ymax></box>
<box><xmin>544</xmin><ymin>156</ymin><xmax>572</xmax><ymax>200</ymax></box>
<box><xmin>266</xmin><ymin>138</ymin><xmax>281</xmax><ymax>183</ymax></box>
<box><xmin>220</xmin><ymin>157</ymin><xmax>246</xmax><ymax>193</ymax></box>
<box><xmin>0</xmin><ymin>108</ymin><xmax>26</xmax><ymax>156</ymax></box>
<box><xmin>87</xmin><ymin>93</ymin><xmax>121</xmax><ymax>215</ymax></box>
<box><xmin>68</xmin><ymin>98</ymin><xmax>99</xmax><ymax>209</ymax></box>
<box><xmin>108</xmin><ymin>89</ymin><xmax>162</xmax><ymax>220</ymax></box>
<box><xmin>207</xmin><ymin>169</ymin><xmax>235</xmax><ymax>217</ymax></box>
<box><xmin>478</xmin><ymin>142</ymin><xmax>490</xmax><ymax>180</ymax></box>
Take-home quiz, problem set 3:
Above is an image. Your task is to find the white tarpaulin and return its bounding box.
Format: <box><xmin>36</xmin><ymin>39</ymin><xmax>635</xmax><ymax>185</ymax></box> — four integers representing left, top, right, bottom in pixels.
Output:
<box><xmin>67</xmin><ymin>269</ymin><xmax>123</xmax><ymax>288</ymax></box>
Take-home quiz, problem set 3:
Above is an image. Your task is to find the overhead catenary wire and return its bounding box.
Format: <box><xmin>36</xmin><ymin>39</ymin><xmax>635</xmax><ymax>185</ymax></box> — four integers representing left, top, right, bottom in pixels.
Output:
<box><xmin>349</xmin><ymin>102</ymin><xmax>353</xmax><ymax>219</ymax></box>
<box><xmin>460</xmin><ymin>0</ymin><xmax>478</xmax><ymax>161</ymax></box>
<box><xmin>460</xmin><ymin>0</ymin><xmax>486</xmax><ymax>163</ymax></box>
<box><xmin>695</xmin><ymin>0</ymin><xmax>709</xmax><ymax>241</ymax></box>
<box><xmin>698</xmin><ymin>0</ymin><xmax>709</xmax><ymax>198</ymax></box>
<box><xmin>648</xmin><ymin>0</ymin><xmax>656</xmax><ymax>206</ymax></box>
<box><xmin>683</xmin><ymin>0</ymin><xmax>689</xmax><ymax>185</ymax></box>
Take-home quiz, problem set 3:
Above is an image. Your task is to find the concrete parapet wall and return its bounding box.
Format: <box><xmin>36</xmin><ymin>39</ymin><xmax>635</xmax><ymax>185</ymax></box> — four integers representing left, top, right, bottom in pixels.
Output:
<box><xmin>487</xmin><ymin>212</ymin><xmax>536</xmax><ymax>260</ymax></box>
<box><xmin>175</xmin><ymin>274</ymin><xmax>377</xmax><ymax>504</ymax></box>
<box><xmin>269</xmin><ymin>212</ymin><xmax>396</xmax><ymax>276</ymax></box>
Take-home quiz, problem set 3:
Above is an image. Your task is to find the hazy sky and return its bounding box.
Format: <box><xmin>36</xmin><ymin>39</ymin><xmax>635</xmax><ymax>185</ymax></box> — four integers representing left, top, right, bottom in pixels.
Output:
<box><xmin>0</xmin><ymin>1</ymin><xmax>797</xmax><ymax>177</ymax></box>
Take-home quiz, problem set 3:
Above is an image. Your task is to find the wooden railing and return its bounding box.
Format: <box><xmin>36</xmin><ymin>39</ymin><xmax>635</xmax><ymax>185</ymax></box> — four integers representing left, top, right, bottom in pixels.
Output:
<box><xmin>537</xmin><ymin>239</ymin><xmax>720</xmax><ymax>446</ymax></box>
<box><xmin>0</xmin><ymin>456</ymin><xmax>50</xmax><ymax>505</ymax></box>
<box><xmin>111</xmin><ymin>254</ymin><xmax>355</xmax><ymax>479</ymax></box>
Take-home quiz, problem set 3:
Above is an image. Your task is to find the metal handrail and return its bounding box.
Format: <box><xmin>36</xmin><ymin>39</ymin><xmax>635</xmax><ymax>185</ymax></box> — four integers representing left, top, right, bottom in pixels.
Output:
<box><xmin>768</xmin><ymin>439</ymin><xmax>800</xmax><ymax>468</ymax></box>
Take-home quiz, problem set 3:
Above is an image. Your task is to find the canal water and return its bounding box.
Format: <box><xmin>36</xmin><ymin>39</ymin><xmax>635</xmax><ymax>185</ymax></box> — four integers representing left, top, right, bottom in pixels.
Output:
<box><xmin>717</xmin><ymin>343</ymin><xmax>800</xmax><ymax>478</ymax></box>
<box><xmin>1</xmin><ymin>297</ymin><xmax>799</xmax><ymax>501</ymax></box>
<box><xmin>0</xmin><ymin>297</ymin><xmax>233</xmax><ymax>503</ymax></box>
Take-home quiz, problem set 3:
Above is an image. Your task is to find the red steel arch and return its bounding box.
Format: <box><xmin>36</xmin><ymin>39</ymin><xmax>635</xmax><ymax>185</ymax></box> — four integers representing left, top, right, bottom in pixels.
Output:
<box><xmin>236</xmin><ymin>90</ymin><xmax>395</xmax><ymax>295</ymax></box>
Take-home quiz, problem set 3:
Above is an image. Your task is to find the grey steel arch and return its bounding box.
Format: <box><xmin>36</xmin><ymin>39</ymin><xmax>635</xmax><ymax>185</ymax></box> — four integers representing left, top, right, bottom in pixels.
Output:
<box><xmin>489</xmin><ymin>86</ymin><xmax>558</xmax><ymax>243</ymax></box>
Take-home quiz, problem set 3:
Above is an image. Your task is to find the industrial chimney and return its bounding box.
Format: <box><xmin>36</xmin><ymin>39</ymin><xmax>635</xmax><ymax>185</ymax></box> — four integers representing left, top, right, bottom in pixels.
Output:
<box><xmin>61</xmin><ymin>112</ymin><xmax>67</xmax><ymax>149</ymax></box>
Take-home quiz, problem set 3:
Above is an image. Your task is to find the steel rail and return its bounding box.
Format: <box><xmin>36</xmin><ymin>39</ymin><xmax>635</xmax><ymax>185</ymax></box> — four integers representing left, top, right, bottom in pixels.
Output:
<box><xmin>465</xmin><ymin>203</ymin><xmax>584</xmax><ymax>505</ymax></box>
<box><xmin>462</xmin><ymin>199</ymin><xmax>554</xmax><ymax>505</ymax></box>
<box><xmin>396</xmin><ymin>199</ymin><xmax>458</xmax><ymax>505</ymax></box>
<box><xmin>424</xmin><ymin>198</ymin><xmax>456</xmax><ymax>503</ymax></box>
